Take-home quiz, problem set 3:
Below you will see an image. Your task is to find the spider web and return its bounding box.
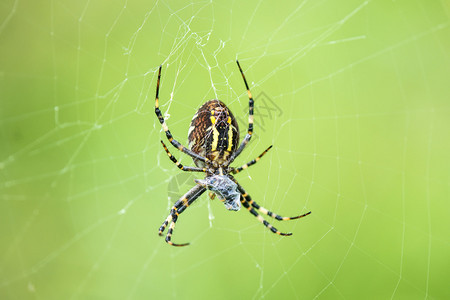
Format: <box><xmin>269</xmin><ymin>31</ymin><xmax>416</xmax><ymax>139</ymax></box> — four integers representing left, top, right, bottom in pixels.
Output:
<box><xmin>1</xmin><ymin>0</ymin><xmax>449</xmax><ymax>299</ymax></box>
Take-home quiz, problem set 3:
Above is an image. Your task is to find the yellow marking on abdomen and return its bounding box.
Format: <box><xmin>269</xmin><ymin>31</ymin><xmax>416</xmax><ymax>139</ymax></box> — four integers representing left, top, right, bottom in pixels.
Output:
<box><xmin>227</xmin><ymin>125</ymin><xmax>234</xmax><ymax>151</ymax></box>
<box><xmin>210</xmin><ymin>117</ymin><xmax>219</xmax><ymax>151</ymax></box>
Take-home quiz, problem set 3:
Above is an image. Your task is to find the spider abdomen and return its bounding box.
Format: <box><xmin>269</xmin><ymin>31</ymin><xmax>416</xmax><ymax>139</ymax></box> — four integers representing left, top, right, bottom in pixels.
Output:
<box><xmin>188</xmin><ymin>100</ymin><xmax>240</xmax><ymax>167</ymax></box>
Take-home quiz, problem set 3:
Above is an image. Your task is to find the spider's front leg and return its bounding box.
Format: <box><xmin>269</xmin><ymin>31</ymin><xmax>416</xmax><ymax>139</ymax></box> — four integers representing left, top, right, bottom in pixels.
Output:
<box><xmin>158</xmin><ymin>184</ymin><xmax>206</xmax><ymax>247</ymax></box>
<box><xmin>231</xmin><ymin>178</ymin><xmax>311</xmax><ymax>236</ymax></box>
<box><xmin>239</xmin><ymin>187</ymin><xmax>311</xmax><ymax>221</ymax></box>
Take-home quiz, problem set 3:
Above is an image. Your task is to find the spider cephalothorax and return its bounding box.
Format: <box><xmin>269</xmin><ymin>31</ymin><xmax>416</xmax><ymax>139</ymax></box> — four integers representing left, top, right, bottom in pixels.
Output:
<box><xmin>155</xmin><ymin>60</ymin><xmax>311</xmax><ymax>246</ymax></box>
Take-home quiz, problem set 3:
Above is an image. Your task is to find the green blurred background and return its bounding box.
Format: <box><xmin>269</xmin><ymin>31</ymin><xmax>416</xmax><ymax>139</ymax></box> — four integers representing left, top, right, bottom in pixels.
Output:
<box><xmin>1</xmin><ymin>0</ymin><xmax>449</xmax><ymax>299</ymax></box>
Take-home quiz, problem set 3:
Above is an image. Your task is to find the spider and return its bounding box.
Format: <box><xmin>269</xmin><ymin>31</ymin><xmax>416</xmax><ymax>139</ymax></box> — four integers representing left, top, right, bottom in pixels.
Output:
<box><xmin>155</xmin><ymin>60</ymin><xmax>311</xmax><ymax>246</ymax></box>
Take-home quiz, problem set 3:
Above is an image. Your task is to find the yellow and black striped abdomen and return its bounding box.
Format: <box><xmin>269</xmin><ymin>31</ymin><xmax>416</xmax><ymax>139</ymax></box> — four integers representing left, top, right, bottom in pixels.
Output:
<box><xmin>188</xmin><ymin>100</ymin><xmax>240</xmax><ymax>167</ymax></box>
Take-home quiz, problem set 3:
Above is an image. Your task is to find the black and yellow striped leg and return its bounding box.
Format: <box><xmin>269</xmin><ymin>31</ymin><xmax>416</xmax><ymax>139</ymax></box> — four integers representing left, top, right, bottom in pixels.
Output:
<box><xmin>231</xmin><ymin>145</ymin><xmax>273</xmax><ymax>174</ymax></box>
<box><xmin>237</xmin><ymin>184</ymin><xmax>311</xmax><ymax>221</ymax></box>
<box><xmin>158</xmin><ymin>184</ymin><xmax>206</xmax><ymax>247</ymax></box>
<box><xmin>240</xmin><ymin>197</ymin><xmax>292</xmax><ymax>236</ymax></box>
<box><xmin>228</xmin><ymin>60</ymin><xmax>255</xmax><ymax>164</ymax></box>
<box><xmin>154</xmin><ymin>65</ymin><xmax>209</xmax><ymax>164</ymax></box>
<box><xmin>160</xmin><ymin>141</ymin><xmax>207</xmax><ymax>172</ymax></box>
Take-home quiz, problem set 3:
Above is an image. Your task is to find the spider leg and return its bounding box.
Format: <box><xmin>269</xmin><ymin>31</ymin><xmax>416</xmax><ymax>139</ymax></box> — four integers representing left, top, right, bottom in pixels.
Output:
<box><xmin>160</xmin><ymin>140</ymin><xmax>207</xmax><ymax>172</ymax></box>
<box><xmin>230</xmin><ymin>145</ymin><xmax>272</xmax><ymax>174</ymax></box>
<box><xmin>154</xmin><ymin>65</ymin><xmax>209</xmax><ymax>164</ymax></box>
<box><xmin>228</xmin><ymin>60</ymin><xmax>254</xmax><ymax>165</ymax></box>
<box><xmin>225</xmin><ymin>178</ymin><xmax>290</xmax><ymax>236</ymax></box>
<box><xmin>240</xmin><ymin>197</ymin><xmax>291</xmax><ymax>236</ymax></box>
<box><xmin>230</xmin><ymin>177</ymin><xmax>311</xmax><ymax>222</ymax></box>
<box><xmin>158</xmin><ymin>184</ymin><xmax>206</xmax><ymax>247</ymax></box>
<box><xmin>239</xmin><ymin>185</ymin><xmax>311</xmax><ymax>221</ymax></box>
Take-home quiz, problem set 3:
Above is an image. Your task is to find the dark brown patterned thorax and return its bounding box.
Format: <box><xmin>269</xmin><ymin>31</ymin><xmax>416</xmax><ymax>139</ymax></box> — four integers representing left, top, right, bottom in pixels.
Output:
<box><xmin>188</xmin><ymin>100</ymin><xmax>240</xmax><ymax>167</ymax></box>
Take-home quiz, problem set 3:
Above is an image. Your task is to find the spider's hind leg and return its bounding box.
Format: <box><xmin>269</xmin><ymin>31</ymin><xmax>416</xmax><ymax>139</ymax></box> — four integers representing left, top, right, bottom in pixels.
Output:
<box><xmin>160</xmin><ymin>140</ymin><xmax>207</xmax><ymax>173</ymax></box>
<box><xmin>228</xmin><ymin>61</ymin><xmax>255</xmax><ymax>164</ymax></box>
<box><xmin>154</xmin><ymin>65</ymin><xmax>209</xmax><ymax>164</ymax></box>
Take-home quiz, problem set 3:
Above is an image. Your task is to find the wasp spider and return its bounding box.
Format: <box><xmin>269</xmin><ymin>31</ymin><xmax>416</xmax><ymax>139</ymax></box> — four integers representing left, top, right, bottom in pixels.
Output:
<box><xmin>155</xmin><ymin>61</ymin><xmax>311</xmax><ymax>246</ymax></box>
